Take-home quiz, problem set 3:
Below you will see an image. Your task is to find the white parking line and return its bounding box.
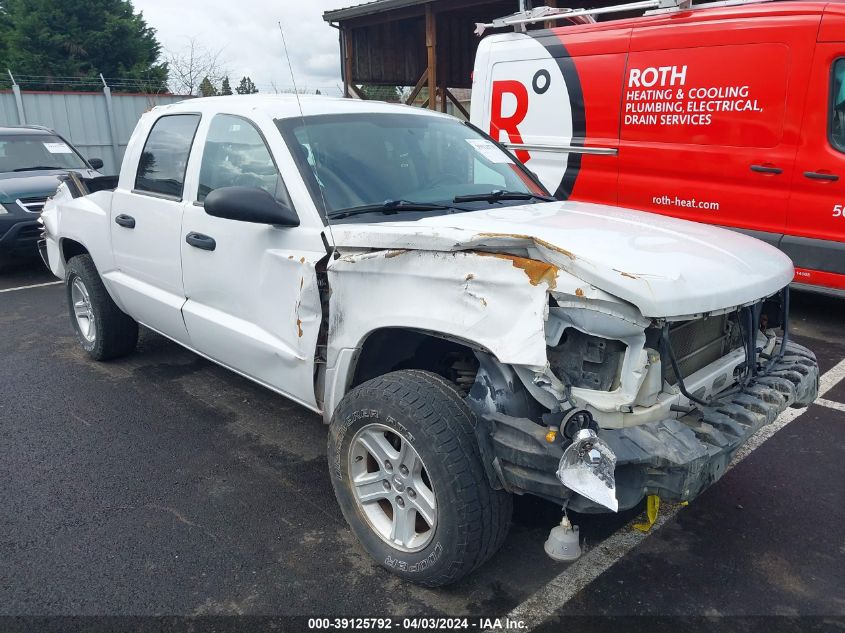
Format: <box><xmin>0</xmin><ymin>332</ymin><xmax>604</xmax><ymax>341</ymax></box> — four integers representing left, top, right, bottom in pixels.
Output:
<box><xmin>509</xmin><ymin>356</ymin><xmax>845</xmax><ymax>631</ymax></box>
<box><xmin>0</xmin><ymin>280</ymin><xmax>61</xmax><ymax>293</ymax></box>
<box><xmin>816</xmin><ymin>398</ymin><xmax>845</xmax><ymax>413</ymax></box>
<box><xmin>820</xmin><ymin>357</ymin><xmax>845</xmax><ymax>394</ymax></box>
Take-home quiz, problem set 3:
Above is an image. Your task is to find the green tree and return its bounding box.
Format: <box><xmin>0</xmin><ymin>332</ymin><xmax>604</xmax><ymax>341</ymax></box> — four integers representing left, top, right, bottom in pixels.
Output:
<box><xmin>0</xmin><ymin>8</ymin><xmax>11</xmax><ymax>81</ymax></box>
<box><xmin>236</xmin><ymin>76</ymin><xmax>258</xmax><ymax>94</ymax></box>
<box><xmin>360</xmin><ymin>84</ymin><xmax>402</xmax><ymax>102</ymax></box>
<box><xmin>220</xmin><ymin>75</ymin><xmax>232</xmax><ymax>95</ymax></box>
<box><xmin>0</xmin><ymin>0</ymin><xmax>167</xmax><ymax>92</ymax></box>
<box><xmin>198</xmin><ymin>76</ymin><xmax>217</xmax><ymax>97</ymax></box>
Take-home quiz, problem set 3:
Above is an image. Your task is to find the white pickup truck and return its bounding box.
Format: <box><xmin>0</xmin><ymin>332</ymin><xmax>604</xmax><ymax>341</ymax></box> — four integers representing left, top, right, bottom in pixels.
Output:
<box><xmin>40</xmin><ymin>95</ymin><xmax>818</xmax><ymax>586</ymax></box>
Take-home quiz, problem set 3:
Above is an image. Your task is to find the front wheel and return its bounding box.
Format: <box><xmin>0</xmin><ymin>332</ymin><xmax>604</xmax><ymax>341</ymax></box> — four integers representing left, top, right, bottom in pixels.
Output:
<box><xmin>328</xmin><ymin>370</ymin><xmax>512</xmax><ymax>587</ymax></box>
<box><xmin>65</xmin><ymin>254</ymin><xmax>138</xmax><ymax>361</ymax></box>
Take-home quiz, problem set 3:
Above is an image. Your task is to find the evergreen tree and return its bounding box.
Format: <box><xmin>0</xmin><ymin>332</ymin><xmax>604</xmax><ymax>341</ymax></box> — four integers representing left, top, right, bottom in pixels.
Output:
<box><xmin>236</xmin><ymin>76</ymin><xmax>258</xmax><ymax>94</ymax></box>
<box><xmin>198</xmin><ymin>76</ymin><xmax>217</xmax><ymax>97</ymax></box>
<box><xmin>220</xmin><ymin>76</ymin><xmax>233</xmax><ymax>95</ymax></box>
<box><xmin>0</xmin><ymin>0</ymin><xmax>168</xmax><ymax>92</ymax></box>
<box><xmin>360</xmin><ymin>84</ymin><xmax>402</xmax><ymax>102</ymax></box>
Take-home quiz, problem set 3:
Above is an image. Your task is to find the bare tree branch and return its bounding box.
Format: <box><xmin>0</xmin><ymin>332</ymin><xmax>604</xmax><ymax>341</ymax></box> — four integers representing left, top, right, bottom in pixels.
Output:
<box><xmin>166</xmin><ymin>37</ymin><xmax>228</xmax><ymax>96</ymax></box>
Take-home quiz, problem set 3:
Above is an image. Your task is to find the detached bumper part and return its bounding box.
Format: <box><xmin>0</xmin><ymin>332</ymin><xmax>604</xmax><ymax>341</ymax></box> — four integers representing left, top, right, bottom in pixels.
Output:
<box><xmin>37</xmin><ymin>237</ymin><xmax>49</xmax><ymax>269</ymax></box>
<box><xmin>478</xmin><ymin>339</ymin><xmax>819</xmax><ymax>513</ymax></box>
<box><xmin>557</xmin><ymin>428</ymin><xmax>618</xmax><ymax>512</ymax></box>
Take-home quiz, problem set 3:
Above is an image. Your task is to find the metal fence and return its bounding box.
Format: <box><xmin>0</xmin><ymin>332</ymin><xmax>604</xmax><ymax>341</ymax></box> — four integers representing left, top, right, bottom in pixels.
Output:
<box><xmin>0</xmin><ymin>82</ymin><xmax>188</xmax><ymax>175</ymax></box>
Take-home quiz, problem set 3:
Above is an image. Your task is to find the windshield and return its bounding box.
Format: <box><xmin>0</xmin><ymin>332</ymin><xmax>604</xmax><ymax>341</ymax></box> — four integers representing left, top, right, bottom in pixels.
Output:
<box><xmin>276</xmin><ymin>113</ymin><xmax>547</xmax><ymax>221</ymax></box>
<box><xmin>0</xmin><ymin>134</ymin><xmax>89</xmax><ymax>173</ymax></box>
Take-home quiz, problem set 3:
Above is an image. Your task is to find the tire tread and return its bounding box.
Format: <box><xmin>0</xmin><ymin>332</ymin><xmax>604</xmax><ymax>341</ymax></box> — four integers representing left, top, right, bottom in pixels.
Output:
<box><xmin>332</xmin><ymin>369</ymin><xmax>511</xmax><ymax>587</ymax></box>
<box><xmin>66</xmin><ymin>254</ymin><xmax>138</xmax><ymax>361</ymax></box>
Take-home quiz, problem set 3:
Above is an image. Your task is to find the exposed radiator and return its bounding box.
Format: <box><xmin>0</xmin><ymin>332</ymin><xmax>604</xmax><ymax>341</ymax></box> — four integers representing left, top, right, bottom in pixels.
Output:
<box><xmin>662</xmin><ymin>314</ymin><xmax>741</xmax><ymax>385</ymax></box>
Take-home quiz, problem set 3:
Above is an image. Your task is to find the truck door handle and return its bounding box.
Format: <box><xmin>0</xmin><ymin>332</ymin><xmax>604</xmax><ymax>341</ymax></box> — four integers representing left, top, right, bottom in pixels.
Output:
<box><xmin>803</xmin><ymin>171</ymin><xmax>839</xmax><ymax>182</ymax></box>
<box><xmin>185</xmin><ymin>232</ymin><xmax>216</xmax><ymax>251</ymax></box>
<box><xmin>750</xmin><ymin>164</ymin><xmax>782</xmax><ymax>175</ymax></box>
<box><xmin>114</xmin><ymin>214</ymin><xmax>135</xmax><ymax>228</ymax></box>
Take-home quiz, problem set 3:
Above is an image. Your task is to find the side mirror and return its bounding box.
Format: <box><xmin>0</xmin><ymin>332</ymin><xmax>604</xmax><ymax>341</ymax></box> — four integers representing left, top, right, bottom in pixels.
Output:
<box><xmin>88</xmin><ymin>157</ymin><xmax>104</xmax><ymax>170</ymax></box>
<box><xmin>204</xmin><ymin>186</ymin><xmax>299</xmax><ymax>227</ymax></box>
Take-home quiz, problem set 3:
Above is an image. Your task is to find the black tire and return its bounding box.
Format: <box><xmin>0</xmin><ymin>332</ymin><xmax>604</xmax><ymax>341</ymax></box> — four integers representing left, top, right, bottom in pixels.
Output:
<box><xmin>65</xmin><ymin>254</ymin><xmax>138</xmax><ymax>361</ymax></box>
<box><xmin>328</xmin><ymin>370</ymin><xmax>512</xmax><ymax>587</ymax></box>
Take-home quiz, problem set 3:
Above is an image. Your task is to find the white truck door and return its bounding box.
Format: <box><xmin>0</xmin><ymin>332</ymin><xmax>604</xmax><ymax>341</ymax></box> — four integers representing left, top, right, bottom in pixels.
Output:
<box><xmin>180</xmin><ymin>113</ymin><xmax>325</xmax><ymax>412</ymax></box>
<box><xmin>109</xmin><ymin>113</ymin><xmax>200</xmax><ymax>344</ymax></box>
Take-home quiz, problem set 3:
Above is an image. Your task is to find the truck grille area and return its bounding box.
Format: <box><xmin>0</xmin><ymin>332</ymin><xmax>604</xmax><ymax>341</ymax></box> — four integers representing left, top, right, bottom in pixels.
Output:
<box><xmin>17</xmin><ymin>224</ymin><xmax>42</xmax><ymax>239</ymax></box>
<box><xmin>17</xmin><ymin>196</ymin><xmax>48</xmax><ymax>214</ymax></box>
<box><xmin>658</xmin><ymin>314</ymin><xmax>742</xmax><ymax>385</ymax></box>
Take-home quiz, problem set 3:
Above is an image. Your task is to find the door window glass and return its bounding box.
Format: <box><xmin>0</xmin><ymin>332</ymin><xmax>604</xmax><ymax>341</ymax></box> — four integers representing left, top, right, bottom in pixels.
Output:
<box><xmin>831</xmin><ymin>58</ymin><xmax>845</xmax><ymax>153</ymax></box>
<box><xmin>197</xmin><ymin>114</ymin><xmax>291</xmax><ymax>207</ymax></box>
<box><xmin>135</xmin><ymin>114</ymin><xmax>200</xmax><ymax>198</ymax></box>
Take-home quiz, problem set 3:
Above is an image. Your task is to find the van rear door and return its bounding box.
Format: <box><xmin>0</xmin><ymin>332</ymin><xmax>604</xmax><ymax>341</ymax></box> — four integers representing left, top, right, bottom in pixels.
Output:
<box><xmin>616</xmin><ymin>15</ymin><xmax>818</xmax><ymax>244</ymax></box>
<box><xmin>784</xmin><ymin>25</ymin><xmax>845</xmax><ymax>292</ymax></box>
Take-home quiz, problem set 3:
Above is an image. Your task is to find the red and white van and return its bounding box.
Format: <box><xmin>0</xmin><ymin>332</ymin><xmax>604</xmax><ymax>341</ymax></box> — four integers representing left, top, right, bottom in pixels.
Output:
<box><xmin>471</xmin><ymin>0</ymin><xmax>845</xmax><ymax>294</ymax></box>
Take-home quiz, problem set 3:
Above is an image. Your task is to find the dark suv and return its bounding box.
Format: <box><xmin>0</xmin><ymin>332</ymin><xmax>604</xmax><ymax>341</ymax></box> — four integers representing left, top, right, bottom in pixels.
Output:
<box><xmin>0</xmin><ymin>126</ymin><xmax>103</xmax><ymax>268</ymax></box>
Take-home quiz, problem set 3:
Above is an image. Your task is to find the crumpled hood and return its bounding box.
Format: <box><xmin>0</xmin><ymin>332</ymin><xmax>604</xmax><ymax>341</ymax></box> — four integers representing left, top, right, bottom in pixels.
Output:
<box><xmin>327</xmin><ymin>200</ymin><xmax>794</xmax><ymax>318</ymax></box>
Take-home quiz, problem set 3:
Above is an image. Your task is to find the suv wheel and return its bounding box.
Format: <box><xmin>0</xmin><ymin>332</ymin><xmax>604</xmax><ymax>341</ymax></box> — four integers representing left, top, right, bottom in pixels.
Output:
<box><xmin>328</xmin><ymin>370</ymin><xmax>512</xmax><ymax>587</ymax></box>
<box><xmin>65</xmin><ymin>254</ymin><xmax>138</xmax><ymax>360</ymax></box>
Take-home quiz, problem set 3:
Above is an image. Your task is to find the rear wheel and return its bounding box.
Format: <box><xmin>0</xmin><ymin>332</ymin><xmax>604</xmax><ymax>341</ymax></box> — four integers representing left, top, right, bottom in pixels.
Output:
<box><xmin>328</xmin><ymin>370</ymin><xmax>512</xmax><ymax>587</ymax></box>
<box><xmin>65</xmin><ymin>254</ymin><xmax>138</xmax><ymax>360</ymax></box>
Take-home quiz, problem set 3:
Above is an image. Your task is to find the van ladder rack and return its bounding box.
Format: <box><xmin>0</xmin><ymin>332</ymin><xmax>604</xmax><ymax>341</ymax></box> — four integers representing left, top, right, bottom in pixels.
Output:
<box><xmin>474</xmin><ymin>0</ymin><xmax>769</xmax><ymax>36</ymax></box>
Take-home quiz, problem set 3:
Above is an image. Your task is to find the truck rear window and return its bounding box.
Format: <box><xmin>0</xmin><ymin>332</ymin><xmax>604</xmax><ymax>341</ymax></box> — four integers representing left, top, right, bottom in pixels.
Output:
<box><xmin>134</xmin><ymin>114</ymin><xmax>200</xmax><ymax>199</ymax></box>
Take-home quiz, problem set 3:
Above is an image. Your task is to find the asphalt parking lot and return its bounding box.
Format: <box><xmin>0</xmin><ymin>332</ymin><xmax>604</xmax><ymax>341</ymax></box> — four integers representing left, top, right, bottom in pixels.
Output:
<box><xmin>2</xmin><ymin>259</ymin><xmax>844</xmax><ymax>626</ymax></box>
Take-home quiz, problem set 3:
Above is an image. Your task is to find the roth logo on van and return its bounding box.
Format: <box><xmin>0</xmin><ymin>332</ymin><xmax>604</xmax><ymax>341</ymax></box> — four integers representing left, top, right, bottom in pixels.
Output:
<box><xmin>490</xmin><ymin>79</ymin><xmax>531</xmax><ymax>163</ymax></box>
<box><xmin>628</xmin><ymin>65</ymin><xmax>688</xmax><ymax>88</ymax></box>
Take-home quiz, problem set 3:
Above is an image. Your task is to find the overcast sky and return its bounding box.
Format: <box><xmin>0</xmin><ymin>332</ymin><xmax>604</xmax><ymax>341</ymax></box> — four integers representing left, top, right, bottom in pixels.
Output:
<box><xmin>134</xmin><ymin>0</ymin><xmax>370</xmax><ymax>95</ymax></box>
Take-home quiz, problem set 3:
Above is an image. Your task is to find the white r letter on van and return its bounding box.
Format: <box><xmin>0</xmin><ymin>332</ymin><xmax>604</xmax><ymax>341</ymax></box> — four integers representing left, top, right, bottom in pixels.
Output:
<box><xmin>628</xmin><ymin>68</ymin><xmax>642</xmax><ymax>87</ymax></box>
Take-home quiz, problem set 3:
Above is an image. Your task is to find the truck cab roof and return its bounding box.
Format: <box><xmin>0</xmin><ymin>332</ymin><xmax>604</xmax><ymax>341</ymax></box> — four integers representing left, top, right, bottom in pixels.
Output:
<box><xmin>158</xmin><ymin>94</ymin><xmax>452</xmax><ymax>122</ymax></box>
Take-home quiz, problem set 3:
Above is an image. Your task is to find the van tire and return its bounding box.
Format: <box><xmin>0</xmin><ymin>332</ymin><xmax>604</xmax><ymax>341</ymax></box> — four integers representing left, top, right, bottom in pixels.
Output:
<box><xmin>328</xmin><ymin>370</ymin><xmax>512</xmax><ymax>587</ymax></box>
<box><xmin>65</xmin><ymin>254</ymin><xmax>138</xmax><ymax>361</ymax></box>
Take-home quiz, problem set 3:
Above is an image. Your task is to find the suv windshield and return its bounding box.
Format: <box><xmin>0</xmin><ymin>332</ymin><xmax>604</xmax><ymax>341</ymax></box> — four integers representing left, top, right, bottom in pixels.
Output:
<box><xmin>276</xmin><ymin>113</ymin><xmax>547</xmax><ymax>221</ymax></box>
<box><xmin>0</xmin><ymin>134</ymin><xmax>89</xmax><ymax>173</ymax></box>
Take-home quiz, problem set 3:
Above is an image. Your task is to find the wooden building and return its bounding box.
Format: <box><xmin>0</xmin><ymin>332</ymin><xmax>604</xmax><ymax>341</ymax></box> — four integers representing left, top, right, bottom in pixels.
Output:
<box><xmin>322</xmin><ymin>0</ymin><xmax>547</xmax><ymax>116</ymax></box>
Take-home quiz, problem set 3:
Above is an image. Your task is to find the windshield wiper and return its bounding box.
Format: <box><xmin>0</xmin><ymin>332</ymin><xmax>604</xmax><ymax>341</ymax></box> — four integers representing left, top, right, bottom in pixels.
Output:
<box><xmin>453</xmin><ymin>190</ymin><xmax>555</xmax><ymax>203</ymax></box>
<box><xmin>12</xmin><ymin>166</ymin><xmax>64</xmax><ymax>172</ymax></box>
<box><xmin>328</xmin><ymin>199</ymin><xmax>458</xmax><ymax>220</ymax></box>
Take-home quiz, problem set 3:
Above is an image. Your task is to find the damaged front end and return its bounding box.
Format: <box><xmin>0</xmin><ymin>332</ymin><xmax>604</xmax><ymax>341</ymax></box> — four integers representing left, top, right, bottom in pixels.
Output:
<box><xmin>467</xmin><ymin>287</ymin><xmax>819</xmax><ymax>514</ymax></box>
<box><xmin>325</xmin><ymin>216</ymin><xmax>818</xmax><ymax>515</ymax></box>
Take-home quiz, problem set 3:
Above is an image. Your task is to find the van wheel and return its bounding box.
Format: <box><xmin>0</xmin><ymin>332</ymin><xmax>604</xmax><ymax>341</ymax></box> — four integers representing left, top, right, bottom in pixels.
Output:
<box><xmin>65</xmin><ymin>255</ymin><xmax>138</xmax><ymax>361</ymax></box>
<box><xmin>328</xmin><ymin>370</ymin><xmax>512</xmax><ymax>587</ymax></box>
